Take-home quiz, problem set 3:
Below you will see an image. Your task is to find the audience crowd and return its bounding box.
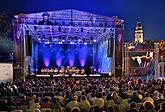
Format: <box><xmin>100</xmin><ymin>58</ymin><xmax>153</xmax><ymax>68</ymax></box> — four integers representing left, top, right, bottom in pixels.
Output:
<box><xmin>0</xmin><ymin>77</ymin><xmax>165</xmax><ymax>112</ymax></box>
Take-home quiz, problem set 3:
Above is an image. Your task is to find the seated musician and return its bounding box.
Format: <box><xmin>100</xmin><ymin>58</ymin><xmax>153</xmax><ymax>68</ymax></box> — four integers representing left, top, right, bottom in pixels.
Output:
<box><xmin>76</xmin><ymin>68</ymin><xmax>80</xmax><ymax>75</ymax></box>
<box><xmin>72</xmin><ymin>66</ymin><xmax>77</xmax><ymax>75</ymax></box>
<box><xmin>65</xmin><ymin>66</ymin><xmax>70</xmax><ymax>75</ymax></box>
<box><xmin>41</xmin><ymin>68</ymin><xmax>44</xmax><ymax>74</ymax></box>
<box><xmin>44</xmin><ymin>68</ymin><xmax>49</xmax><ymax>75</ymax></box>
<box><xmin>54</xmin><ymin>67</ymin><xmax>58</xmax><ymax>75</ymax></box>
<box><xmin>59</xmin><ymin>66</ymin><xmax>65</xmax><ymax>76</ymax></box>
<box><xmin>81</xmin><ymin>68</ymin><xmax>85</xmax><ymax>75</ymax></box>
<box><xmin>49</xmin><ymin>68</ymin><xmax>54</xmax><ymax>75</ymax></box>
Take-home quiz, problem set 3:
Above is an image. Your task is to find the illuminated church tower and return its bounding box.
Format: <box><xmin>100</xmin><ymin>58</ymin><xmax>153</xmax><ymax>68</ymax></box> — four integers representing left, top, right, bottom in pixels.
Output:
<box><xmin>135</xmin><ymin>17</ymin><xmax>143</xmax><ymax>43</ymax></box>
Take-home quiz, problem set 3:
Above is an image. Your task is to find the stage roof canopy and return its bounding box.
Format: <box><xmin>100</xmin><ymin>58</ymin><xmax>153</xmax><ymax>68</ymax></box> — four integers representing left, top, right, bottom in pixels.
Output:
<box><xmin>14</xmin><ymin>9</ymin><xmax>124</xmax><ymax>44</ymax></box>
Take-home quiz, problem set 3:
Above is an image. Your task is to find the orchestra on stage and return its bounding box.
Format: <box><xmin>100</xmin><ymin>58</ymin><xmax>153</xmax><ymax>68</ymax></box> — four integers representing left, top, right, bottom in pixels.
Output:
<box><xmin>40</xmin><ymin>66</ymin><xmax>86</xmax><ymax>76</ymax></box>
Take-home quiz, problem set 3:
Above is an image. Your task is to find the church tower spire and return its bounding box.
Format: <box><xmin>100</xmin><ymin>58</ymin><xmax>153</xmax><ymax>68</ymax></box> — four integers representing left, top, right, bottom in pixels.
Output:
<box><xmin>135</xmin><ymin>17</ymin><xmax>143</xmax><ymax>43</ymax></box>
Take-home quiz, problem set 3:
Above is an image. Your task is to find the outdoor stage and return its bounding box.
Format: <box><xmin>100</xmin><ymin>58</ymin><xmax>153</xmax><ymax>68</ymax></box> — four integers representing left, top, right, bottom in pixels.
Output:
<box><xmin>13</xmin><ymin>9</ymin><xmax>124</xmax><ymax>80</ymax></box>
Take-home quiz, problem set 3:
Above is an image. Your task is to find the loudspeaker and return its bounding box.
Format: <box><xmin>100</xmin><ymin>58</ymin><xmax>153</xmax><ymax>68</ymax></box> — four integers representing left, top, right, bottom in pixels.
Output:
<box><xmin>25</xmin><ymin>35</ymin><xmax>32</xmax><ymax>56</ymax></box>
<box><xmin>107</xmin><ymin>38</ymin><xmax>113</xmax><ymax>57</ymax></box>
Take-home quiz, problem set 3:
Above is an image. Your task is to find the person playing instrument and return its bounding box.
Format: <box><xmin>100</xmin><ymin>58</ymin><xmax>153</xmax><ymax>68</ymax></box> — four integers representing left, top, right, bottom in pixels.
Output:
<box><xmin>41</xmin><ymin>68</ymin><xmax>44</xmax><ymax>75</ymax></box>
<box><xmin>65</xmin><ymin>66</ymin><xmax>70</xmax><ymax>75</ymax></box>
<box><xmin>59</xmin><ymin>66</ymin><xmax>65</xmax><ymax>76</ymax></box>
<box><xmin>76</xmin><ymin>68</ymin><xmax>80</xmax><ymax>75</ymax></box>
<box><xmin>81</xmin><ymin>68</ymin><xmax>85</xmax><ymax>75</ymax></box>
<box><xmin>54</xmin><ymin>68</ymin><xmax>58</xmax><ymax>75</ymax></box>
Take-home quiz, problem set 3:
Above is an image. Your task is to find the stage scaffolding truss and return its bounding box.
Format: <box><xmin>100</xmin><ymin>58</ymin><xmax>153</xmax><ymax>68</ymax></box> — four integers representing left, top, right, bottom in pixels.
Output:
<box><xmin>13</xmin><ymin>9</ymin><xmax>124</xmax><ymax>79</ymax></box>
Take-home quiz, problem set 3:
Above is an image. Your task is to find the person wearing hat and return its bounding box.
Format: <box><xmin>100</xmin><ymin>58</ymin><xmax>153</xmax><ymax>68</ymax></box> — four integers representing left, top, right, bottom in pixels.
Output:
<box><xmin>38</xmin><ymin>12</ymin><xmax>53</xmax><ymax>25</ymax></box>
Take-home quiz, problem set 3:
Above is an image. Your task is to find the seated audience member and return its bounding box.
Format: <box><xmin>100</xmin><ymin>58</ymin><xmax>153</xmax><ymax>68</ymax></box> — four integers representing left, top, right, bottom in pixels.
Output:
<box><xmin>29</xmin><ymin>98</ymin><xmax>41</xmax><ymax>110</ymax></box>
<box><xmin>127</xmin><ymin>102</ymin><xmax>138</xmax><ymax>112</ymax></box>
<box><xmin>129</xmin><ymin>91</ymin><xmax>142</xmax><ymax>103</ymax></box>
<box><xmin>42</xmin><ymin>97</ymin><xmax>51</xmax><ymax>108</ymax></box>
<box><xmin>105</xmin><ymin>94</ymin><xmax>116</xmax><ymax>109</ymax></box>
<box><xmin>29</xmin><ymin>95</ymin><xmax>36</xmax><ymax>108</ymax></box>
<box><xmin>67</xmin><ymin>95</ymin><xmax>79</xmax><ymax>110</ymax></box>
<box><xmin>158</xmin><ymin>102</ymin><xmax>165</xmax><ymax>112</ymax></box>
<box><xmin>153</xmin><ymin>91</ymin><xmax>159</xmax><ymax>101</ymax></box>
<box><xmin>118</xmin><ymin>92</ymin><xmax>129</xmax><ymax>112</ymax></box>
<box><xmin>71</xmin><ymin>107</ymin><xmax>80</xmax><ymax>112</ymax></box>
<box><xmin>107</xmin><ymin>105</ymin><xmax>115</xmax><ymax>112</ymax></box>
<box><xmin>111</xmin><ymin>91</ymin><xmax>120</xmax><ymax>104</ymax></box>
<box><xmin>141</xmin><ymin>101</ymin><xmax>155</xmax><ymax>112</ymax></box>
<box><xmin>34</xmin><ymin>109</ymin><xmax>41</xmax><ymax>112</ymax></box>
<box><xmin>142</xmin><ymin>92</ymin><xmax>154</xmax><ymax>104</ymax></box>
<box><xmin>89</xmin><ymin>106</ymin><xmax>102</xmax><ymax>112</ymax></box>
<box><xmin>95</xmin><ymin>92</ymin><xmax>104</xmax><ymax>110</ymax></box>
<box><xmin>88</xmin><ymin>92</ymin><xmax>96</xmax><ymax>106</ymax></box>
<box><xmin>79</xmin><ymin>95</ymin><xmax>91</xmax><ymax>112</ymax></box>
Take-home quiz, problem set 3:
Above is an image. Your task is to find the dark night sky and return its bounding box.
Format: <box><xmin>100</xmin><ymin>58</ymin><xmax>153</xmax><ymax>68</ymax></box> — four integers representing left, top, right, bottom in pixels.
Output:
<box><xmin>0</xmin><ymin>0</ymin><xmax>165</xmax><ymax>42</ymax></box>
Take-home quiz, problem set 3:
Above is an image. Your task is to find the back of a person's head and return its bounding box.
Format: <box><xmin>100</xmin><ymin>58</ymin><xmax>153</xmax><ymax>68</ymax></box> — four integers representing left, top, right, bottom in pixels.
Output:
<box><xmin>45</xmin><ymin>110</ymin><xmax>51</xmax><ymax>112</ymax></box>
<box><xmin>160</xmin><ymin>102</ymin><xmax>165</xmax><ymax>110</ymax></box>
<box><xmin>97</xmin><ymin>92</ymin><xmax>102</xmax><ymax>98</ymax></box>
<box><xmin>120</xmin><ymin>92</ymin><xmax>126</xmax><ymax>99</ymax></box>
<box><xmin>34</xmin><ymin>109</ymin><xmax>41</xmax><ymax>112</ymax></box>
<box><xmin>159</xmin><ymin>93</ymin><xmax>164</xmax><ymax>99</ymax></box>
<box><xmin>81</xmin><ymin>95</ymin><xmax>86</xmax><ymax>101</ymax></box>
<box><xmin>130</xmin><ymin>101</ymin><xmax>136</xmax><ymax>109</ymax></box>
<box><xmin>144</xmin><ymin>101</ymin><xmax>154</xmax><ymax>110</ymax></box>
<box><xmin>73</xmin><ymin>95</ymin><xmax>78</xmax><ymax>101</ymax></box>
<box><xmin>90</xmin><ymin>106</ymin><xmax>101</xmax><ymax>112</ymax></box>
<box><xmin>71</xmin><ymin>107</ymin><xmax>80</xmax><ymax>112</ymax></box>
<box><xmin>91</xmin><ymin>92</ymin><xmax>96</xmax><ymax>98</ymax></box>
<box><xmin>106</xmin><ymin>94</ymin><xmax>111</xmax><ymax>100</ymax></box>
<box><xmin>34</xmin><ymin>98</ymin><xmax>39</xmax><ymax>103</ymax></box>
<box><xmin>133</xmin><ymin>91</ymin><xmax>138</xmax><ymax>96</ymax></box>
<box><xmin>144</xmin><ymin>92</ymin><xmax>150</xmax><ymax>97</ymax></box>
<box><xmin>44</xmin><ymin>97</ymin><xmax>49</xmax><ymax>103</ymax></box>
<box><xmin>107</xmin><ymin>105</ymin><xmax>114</xmax><ymax>112</ymax></box>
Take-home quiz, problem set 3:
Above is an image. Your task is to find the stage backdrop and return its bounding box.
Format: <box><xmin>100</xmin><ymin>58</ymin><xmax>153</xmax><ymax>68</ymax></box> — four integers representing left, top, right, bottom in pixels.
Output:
<box><xmin>37</xmin><ymin>43</ymin><xmax>93</xmax><ymax>74</ymax></box>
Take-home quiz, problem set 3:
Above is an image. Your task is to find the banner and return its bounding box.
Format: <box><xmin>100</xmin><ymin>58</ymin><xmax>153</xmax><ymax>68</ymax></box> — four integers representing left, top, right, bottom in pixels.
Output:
<box><xmin>0</xmin><ymin>63</ymin><xmax>13</xmax><ymax>81</ymax></box>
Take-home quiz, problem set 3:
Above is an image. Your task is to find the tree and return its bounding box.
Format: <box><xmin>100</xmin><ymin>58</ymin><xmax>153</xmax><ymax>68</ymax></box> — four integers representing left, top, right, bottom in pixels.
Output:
<box><xmin>0</xmin><ymin>12</ymin><xmax>13</xmax><ymax>62</ymax></box>
<box><xmin>0</xmin><ymin>12</ymin><xmax>12</xmax><ymax>39</ymax></box>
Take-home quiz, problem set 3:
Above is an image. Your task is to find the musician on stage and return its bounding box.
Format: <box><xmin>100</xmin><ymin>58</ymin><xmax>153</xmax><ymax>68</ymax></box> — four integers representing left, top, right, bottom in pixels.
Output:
<box><xmin>90</xmin><ymin>66</ymin><xmax>94</xmax><ymax>75</ymax></box>
<box><xmin>65</xmin><ymin>66</ymin><xmax>70</xmax><ymax>75</ymax></box>
<box><xmin>81</xmin><ymin>68</ymin><xmax>85</xmax><ymax>75</ymax></box>
<box><xmin>76</xmin><ymin>68</ymin><xmax>80</xmax><ymax>75</ymax></box>
<box><xmin>54</xmin><ymin>67</ymin><xmax>58</xmax><ymax>75</ymax></box>
<box><xmin>59</xmin><ymin>66</ymin><xmax>65</xmax><ymax>76</ymax></box>
<box><xmin>41</xmin><ymin>68</ymin><xmax>44</xmax><ymax>74</ymax></box>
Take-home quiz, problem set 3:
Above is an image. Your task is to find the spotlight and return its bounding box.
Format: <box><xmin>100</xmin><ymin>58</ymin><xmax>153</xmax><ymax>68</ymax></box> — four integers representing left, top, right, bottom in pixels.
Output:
<box><xmin>70</xmin><ymin>42</ymin><xmax>75</xmax><ymax>44</ymax></box>
<box><xmin>62</xmin><ymin>40</ymin><xmax>65</xmax><ymax>42</ymax></box>
<box><xmin>84</xmin><ymin>42</ymin><xmax>87</xmax><ymax>45</ymax></box>
<box><xmin>54</xmin><ymin>39</ymin><xmax>57</xmax><ymax>41</ymax></box>
<box><xmin>59</xmin><ymin>42</ymin><xmax>62</xmax><ymax>44</ymax></box>
<box><xmin>78</xmin><ymin>39</ymin><xmax>81</xmax><ymax>42</ymax></box>
<box><xmin>45</xmin><ymin>41</ymin><xmax>50</xmax><ymax>44</ymax></box>
<box><xmin>93</xmin><ymin>39</ymin><xmax>96</xmax><ymax>42</ymax></box>
<box><xmin>38</xmin><ymin>38</ymin><xmax>41</xmax><ymax>41</ymax></box>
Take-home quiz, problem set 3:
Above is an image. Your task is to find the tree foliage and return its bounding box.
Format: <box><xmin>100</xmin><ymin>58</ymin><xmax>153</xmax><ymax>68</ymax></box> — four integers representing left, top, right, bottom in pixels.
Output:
<box><xmin>0</xmin><ymin>12</ymin><xmax>13</xmax><ymax>62</ymax></box>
